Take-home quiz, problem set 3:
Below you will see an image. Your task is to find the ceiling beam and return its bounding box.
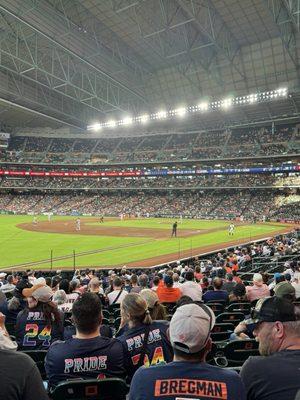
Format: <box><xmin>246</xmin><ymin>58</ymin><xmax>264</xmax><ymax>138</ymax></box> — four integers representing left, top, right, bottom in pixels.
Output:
<box><xmin>0</xmin><ymin>1</ymin><xmax>147</xmax><ymax>108</ymax></box>
<box><xmin>176</xmin><ymin>0</ymin><xmax>245</xmax><ymax>80</ymax></box>
<box><xmin>265</xmin><ymin>0</ymin><xmax>300</xmax><ymax>82</ymax></box>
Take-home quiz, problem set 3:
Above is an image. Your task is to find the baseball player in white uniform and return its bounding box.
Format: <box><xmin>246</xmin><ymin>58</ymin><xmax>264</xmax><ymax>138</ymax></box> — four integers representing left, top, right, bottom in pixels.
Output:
<box><xmin>75</xmin><ymin>218</ymin><xmax>81</xmax><ymax>231</ymax></box>
<box><xmin>228</xmin><ymin>223</ymin><xmax>235</xmax><ymax>236</ymax></box>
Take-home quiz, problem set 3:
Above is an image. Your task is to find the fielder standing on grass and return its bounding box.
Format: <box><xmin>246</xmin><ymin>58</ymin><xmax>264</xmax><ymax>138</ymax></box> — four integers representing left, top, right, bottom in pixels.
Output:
<box><xmin>228</xmin><ymin>223</ymin><xmax>235</xmax><ymax>236</ymax></box>
<box><xmin>171</xmin><ymin>221</ymin><xmax>178</xmax><ymax>237</ymax></box>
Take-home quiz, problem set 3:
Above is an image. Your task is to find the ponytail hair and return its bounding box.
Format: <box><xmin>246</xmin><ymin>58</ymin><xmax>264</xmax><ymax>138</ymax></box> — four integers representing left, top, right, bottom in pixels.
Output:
<box><xmin>122</xmin><ymin>293</ymin><xmax>152</xmax><ymax>326</ymax></box>
<box><xmin>143</xmin><ymin>309</ymin><xmax>152</xmax><ymax>325</ymax></box>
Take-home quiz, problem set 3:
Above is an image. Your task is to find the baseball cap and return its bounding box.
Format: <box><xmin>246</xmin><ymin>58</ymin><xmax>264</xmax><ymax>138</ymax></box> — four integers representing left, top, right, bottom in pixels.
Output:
<box><xmin>31</xmin><ymin>285</ymin><xmax>53</xmax><ymax>303</ymax></box>
<box><xmin>164</xmin><ymin>275</ymin><xmax>173</xmax><ymax>286</ymax></box>
<box><xmin>0</xmin><ymin>272</ymin><xmax>7</xmax><ymax>278</ymax></box>
<box><xmin>274</xmin><ymin>281</ymin><xmax>295</xmax><ymax>298</ymax></box>
<box><xmin>22</xmin><ymin>282</ymin><xmax>45</xmax><ymax>298</ymax></box>
<box><xmin>169</xmin><ymin>303</ymin><xmax>215</xmax><ymax>354</ymax></box>
<box><xmin>274</xmin><ymin>272</ymin><xmax>282</xmax><ymax>278</ymax></box>
<box><xmin>249</xmin><ymin>296</ymin><xmax>296</xmax><ymax>324</ymax></box>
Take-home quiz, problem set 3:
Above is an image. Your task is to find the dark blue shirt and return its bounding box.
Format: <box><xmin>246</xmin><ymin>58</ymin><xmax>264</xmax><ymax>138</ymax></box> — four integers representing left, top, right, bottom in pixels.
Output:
<box><xmin>203</xmin><ymin>290</ymin><xmax>229</xmax><ymax>303</ymax></box>
<box><xmin>118</xmin><ymin>320</ymin><xmax>173</xmax><ymax>382</ymax></box>
<box><xmin>129</xmin><ymin>361</ymin><xmax>246</xmax><ymax>400</ymax></box>
<box><xmin>45</xmin><ymin>336</ymin><xmax>126</xmax><ymax>389</ymax></box>
<box><xmin>15</xmin><ymin>306</ymin><xmax>64</xmax><ymax>350</ymax></box>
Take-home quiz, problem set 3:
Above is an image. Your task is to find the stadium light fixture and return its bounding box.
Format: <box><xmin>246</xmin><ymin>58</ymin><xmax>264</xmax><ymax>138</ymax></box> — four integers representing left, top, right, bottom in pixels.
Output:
<box><xmin>86</xmin><ymin>123</ymin><xmax>102</xmax><ymax>131</ymax></box>
<box><xmin>139</xmin><ymin>114</ymin><xmax>150</xmax><ymax>124</ymax></box>
<box><xmin>122</xmin><ymin>116</ymin><xmax>133</xmax><ymax>125</ymax></box>
<box><xmin>107</xmin><ymin>120</ymin><xmax>116</xmax><ymax>128</ymax></box>
<box><xmin>277</xmin><ymin>87</ymin><xmax>288</xmax><ymax>96</ymax></box>
<box><xmin>87</xmin><ymin>87</ymin><xmax>289</xmax><ymax>130</ymax></box>
<box><xmin>198</xmin><ymin>102</ymin><xmax>209</xmax><ymax>111</ymax></box>
<box><xmin>156</xmin><ymin>110</ymin><xmax>167</xmax><ymax>119</ymax></box>
<box><xmin>173</xmin><ymin>107</ymin><xmax>187</xmax><ymax>117</ymax></box>
<box><xmin>221</xmin><ymin>98</ymin><xmax>233</xmax><ymax>109</ymax></box>
<box><xmin>248</xmin><ymin>94</ymin><xmax>258</xmax><ymax>104</ymax></box>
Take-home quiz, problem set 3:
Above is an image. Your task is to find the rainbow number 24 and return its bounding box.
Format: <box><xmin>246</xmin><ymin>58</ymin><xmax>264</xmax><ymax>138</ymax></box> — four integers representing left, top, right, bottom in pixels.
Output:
<box><xmin>23</xmin><ymin>323</ymin><xmax>52</xmax><ymax>347</ymax></box>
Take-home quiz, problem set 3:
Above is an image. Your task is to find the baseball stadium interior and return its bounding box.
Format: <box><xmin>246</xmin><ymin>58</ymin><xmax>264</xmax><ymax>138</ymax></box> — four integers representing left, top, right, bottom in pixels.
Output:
<box><xmin>0</xmin><ymin>1</ymin><xmax>300</xmax><ymax>399</ymax></box>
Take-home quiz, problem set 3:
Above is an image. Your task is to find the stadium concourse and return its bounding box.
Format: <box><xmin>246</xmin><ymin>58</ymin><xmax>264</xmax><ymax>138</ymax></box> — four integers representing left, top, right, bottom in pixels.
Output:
<box><xmin>1</xmin><ymin>0</ymin><xmax>300</xmax><ymax>399</ymax></box>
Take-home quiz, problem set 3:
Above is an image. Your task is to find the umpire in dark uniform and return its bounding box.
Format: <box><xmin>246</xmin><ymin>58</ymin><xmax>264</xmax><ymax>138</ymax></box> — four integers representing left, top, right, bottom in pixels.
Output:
<box><xmin>171</xmin><ymin>221</ymin><xmax>178</xmax><ymax>237</ymax></box>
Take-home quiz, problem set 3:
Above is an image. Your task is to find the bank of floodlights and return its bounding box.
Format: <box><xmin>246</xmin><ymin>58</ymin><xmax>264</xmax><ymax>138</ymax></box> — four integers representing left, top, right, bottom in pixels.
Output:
<box><xmin>87</xmin><ymin>87</ymin><xmax>288</xmax><ymax>131</ymax></box>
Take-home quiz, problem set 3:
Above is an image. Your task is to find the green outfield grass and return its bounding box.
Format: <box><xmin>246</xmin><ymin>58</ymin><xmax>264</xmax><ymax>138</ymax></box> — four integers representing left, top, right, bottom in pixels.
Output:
<box><xmin>0</xmin><ymin>215</ymin><xmax>291</xmax><ymax>270</ymax></box>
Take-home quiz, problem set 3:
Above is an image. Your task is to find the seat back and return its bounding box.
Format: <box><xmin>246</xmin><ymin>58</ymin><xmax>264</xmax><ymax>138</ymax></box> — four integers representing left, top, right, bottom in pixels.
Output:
<box><xmin>50</xmin><ymin>378</ymin><xmax>128</xmax><ymax>400</ymax></box>
<box><xmin>114</xmin><ymin>317</ymin><xmax>121</xmax><ymax>330</ymax></box>
<box><xmin>101</xmin><ymin>318</ymin><xmax>110</xmax><ymax>326</ymax></box>
<box><xmin>109</xmin><ymin>304</ymin><xmax>120</xmax><ymax>311</ymax></box>
<box><xmin>22</xmin><ymin>350</ymin><xmax>47</xmax><ymax>379</ymax></box>
<box><xmin>223</xmin><ymin>340</ymin><xmax>259</xmax><ymax>366</ymax></box>
<box><xmin>207</xmin><ymin>303</ymin><xmax>225</xmax><ymax>316</ymax></box>
<box><xmin>102</xmin><ymin>310</ymin><xmax>110</xmax><ymax>320</ymax></box>
<box><xmin>113</xmin><ymin>308</ymin><xmax>121</xmax><ymax>318</ymax></box>
<box><xmin>226</xmin><ymin>302</ymin><xmax>251</xmax><ymax>314</ymax></box>
<box><xmin>210</xmin><ymin>323</ymin><xmax>235</xmax><ymax>341</ymax></box>
<box><xmin>206</xmin><ymin>299</ymin><xmax>227</xmax><ymax>305</ymax></box>
<box><xmin>216</xmin><ymin>312</ymin><xmax>244</xmax><ymax>327</ymax></box>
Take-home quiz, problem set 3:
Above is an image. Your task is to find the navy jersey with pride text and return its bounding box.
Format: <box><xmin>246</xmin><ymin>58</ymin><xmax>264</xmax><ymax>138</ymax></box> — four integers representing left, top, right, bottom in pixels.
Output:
<box><xmin>117</xmin><ymin>320</ymin><xmax>173</xmax><ymax>382</ymax></box>
<box><xmin>45</xmin><ymin>336</ymin><xmax>126</xmax><ymax>389</ymax></box>
<box><xmin>129</xmin><ymin>361</ymin><xmax>246</xmax><ymax>400</ymax></box>
<box><xmin>15</xmin><ymin>307</ymin><xmax>64</xmax><ymax>350</ymax></box>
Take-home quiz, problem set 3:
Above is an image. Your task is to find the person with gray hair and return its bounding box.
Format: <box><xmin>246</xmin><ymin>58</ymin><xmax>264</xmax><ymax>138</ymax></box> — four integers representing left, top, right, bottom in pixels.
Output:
<box><xmin>0</xmin><ymin>275</ymin><xmax>15</xmax><ymax>294</ymax></box>
<box><xmin>53</xmin><ymin>290</ymin><xmax>67</xmax><ymax>305</ymax></box>
<box><xmin>245</xmin><ymin>273</ymin><xmax>270</xmax><ymax>302</ymax></box>
<box><xmin>240</xmin><ymin>297</ymin><xmax>300</xmax><ymax>400</ymax></box>
<box><xmin>53</xmin><ymin>289</ymin><xmax>72</xmax><ymax>312</ymax></box>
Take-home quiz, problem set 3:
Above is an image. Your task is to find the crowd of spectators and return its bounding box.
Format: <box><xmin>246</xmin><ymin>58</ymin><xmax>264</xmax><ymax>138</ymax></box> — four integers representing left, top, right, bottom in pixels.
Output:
<box><xmin>0</xmin><ymin>173</ymin><xmax>298</xmax><ymax>190</ymax></box>
<box><xmin>2</xmin><ymin>123</ymin><xmax>299</xmax><ymax>164</ymax></box>
<box><xmin>0</xmin><ymin>230</ymin><xmax>299</xmax><ymax>399</ymax></box>
<box><xmin>0</xmin><ymin>191</ymin><xmax>299</xmax><ymax>221</ymax></box>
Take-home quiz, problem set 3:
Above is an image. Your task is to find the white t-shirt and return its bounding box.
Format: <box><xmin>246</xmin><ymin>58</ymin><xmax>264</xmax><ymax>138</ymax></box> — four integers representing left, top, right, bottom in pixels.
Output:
<box><xmin>107</xmin><ymin>289</ymin><xmax>127</xmax><ymax>305</ymax></box>
<box><xmin>180</xmin><ymin>281</ymin><xmax>203</xmax><ymax>301</ymax></box>
<box><xmin>0</xmin><ymin>328</ymin><xmax>17</xmax><ymax>351</ymax></box>
<box><xmin>66</xmin><ymin>292</ymin><xmax>80</xmax><ymax>304</ymax></box>
<box><xmin>173</xmin><ymin>282</ymin><xmax>182</xmax><ymax>289</ymax></box>
<box><xmin>58</xmin><ymin>302</ymin><xmax>73</xmax><ymax>313</ymax></box>
<box><xmin>292</xmin><ymin>282</ymin><xmax>300</xmax><ymax>299</ymax></box>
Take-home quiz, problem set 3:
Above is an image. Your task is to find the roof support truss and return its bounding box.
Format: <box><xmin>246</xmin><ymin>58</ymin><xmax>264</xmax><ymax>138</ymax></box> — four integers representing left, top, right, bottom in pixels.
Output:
<box><xmin>266</xmin><ymin>0</ymin><xmax>300</xmax><ymax>78</ymax></box>
<box><xmin>0</xmin><ymin>2</ymin><xmax>147</xmax><ymax>116</ymax></box>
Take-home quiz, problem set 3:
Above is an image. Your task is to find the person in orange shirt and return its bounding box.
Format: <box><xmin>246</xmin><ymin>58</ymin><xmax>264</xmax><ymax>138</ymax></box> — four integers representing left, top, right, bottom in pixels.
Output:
<box><xmin>156</xmin><ymin>275</ymin><xmax>182</xmax><ymax>303</ymax></box>
<box><xmin>231</xmin><ymin>259</ymin><xmax>239</xmax><ymax>272</ymax></box>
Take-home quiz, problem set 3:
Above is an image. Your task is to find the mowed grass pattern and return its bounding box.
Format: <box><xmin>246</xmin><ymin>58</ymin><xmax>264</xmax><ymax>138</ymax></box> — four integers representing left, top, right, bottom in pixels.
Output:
<box><xmin>0</xmin><ymin>215</ymin><xmax>290</xmax><ymax>269</ymax></box>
